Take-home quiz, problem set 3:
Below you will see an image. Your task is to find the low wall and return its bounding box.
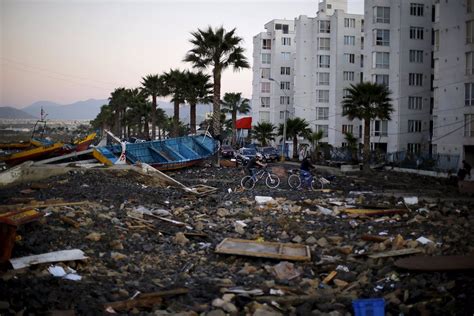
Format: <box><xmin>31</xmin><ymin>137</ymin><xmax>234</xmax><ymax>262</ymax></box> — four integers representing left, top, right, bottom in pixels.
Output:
<box><xmin>385</xmin><ymin>166</ymin><xmax>450</xmax><ymax>178</ymax></box>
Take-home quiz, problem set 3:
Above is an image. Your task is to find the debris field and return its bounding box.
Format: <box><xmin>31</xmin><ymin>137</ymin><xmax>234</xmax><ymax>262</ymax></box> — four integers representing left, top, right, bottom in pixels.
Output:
<box><xmin>0</xmin><ymin>164</ymin><xmax>473</xmax><ymax>315</ymax></box>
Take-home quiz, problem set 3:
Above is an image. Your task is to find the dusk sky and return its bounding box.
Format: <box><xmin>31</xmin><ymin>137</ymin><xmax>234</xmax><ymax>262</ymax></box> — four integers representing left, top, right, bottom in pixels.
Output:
<box><xmin>0</xmin><ymin>0</ymin><xmax>364</xmax><ymax>108</ymax></box>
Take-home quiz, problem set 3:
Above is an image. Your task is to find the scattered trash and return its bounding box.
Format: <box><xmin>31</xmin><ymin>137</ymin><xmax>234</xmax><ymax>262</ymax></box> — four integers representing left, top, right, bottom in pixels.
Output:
<box><xmin>316</xmin><ymin>205</ymin><xmax>332</xmax><ymax>215</ymax></box>
<box><xmin>272</xmin><ymin>261</ymin><xmax>301</xmax><ymax>280</ymax></box>
<box><xmin>255</xmin><ymin>196</ymin><xmax>275</xmax><ymax>204</ymax></box>
<box><xmin>368</xmin><ymin>248</ymin><xmax>422</xmax><ymax>259</ymax></box>
<box><xmin>403</xmin><ymin>196</ymin><xmax>419</xmax><ymax>205</ymax></box>
<box><xmin>352</xmin><ymin>298</ymin><xmax>385</xmax><ymax>316</ymax></box>
<box><xmin>416</xmin><ymin>236</ymin><xmax>434</xmax><ymax>245</ymax></box>
<box><xmin>322</xmin><ymin>271</ymin><xmax>337</xmax><ymax>284</ymax></box>
<box><xmin>10</xmin><ymin>249</ymin><xmax>88</xmax><ymax>270</ymax></box>
<box><xmin>48</xmin><ymin>265</ymin><xmax>82</xmax><ymax>281</ymax></box>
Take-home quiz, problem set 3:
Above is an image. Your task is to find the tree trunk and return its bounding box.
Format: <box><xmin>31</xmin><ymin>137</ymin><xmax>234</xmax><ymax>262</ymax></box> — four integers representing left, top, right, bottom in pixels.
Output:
<box><xmin>144</xmin><ymin>120</ymin><xmax>149</xmax><ymax>139</ymax></box>
<box><xmin>363</xmin><ymin>119</ymin><xmax>371</xmax><ymax>170</ymax></box>
<box><xmin>231</xmin><ymin>110</ymin><xmax>237</xmax><ymax>146</ymax></box>
<box><xmin>293</xmin><ymin>135</ymin><xmax>298</xmax><ymax>159</ymax></box>
<box><xmin>213</xmin><ymin>69</ymin><xmax>222</xmax><ymax>166</ymax></box>
<box><xmin>173</xmin><ymin>100</ymin><xmax>180</xmax><ymax>137</ymax></box>
<box><xmin>151</xmin><ymin>95</ymin><xmax>157</xmax><ymax>140</ymax></box>
<box><xmin>190</xmin><ymin>103</ymin><xmax>197</xmax><ymax>134</ymax></box>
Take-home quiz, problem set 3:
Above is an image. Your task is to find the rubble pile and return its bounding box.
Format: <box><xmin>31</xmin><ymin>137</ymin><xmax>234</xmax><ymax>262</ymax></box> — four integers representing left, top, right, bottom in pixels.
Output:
<box><xmin>0</xmin><ymin>166</ymin><xmax>473</xmax><ymax>315</ymax></box>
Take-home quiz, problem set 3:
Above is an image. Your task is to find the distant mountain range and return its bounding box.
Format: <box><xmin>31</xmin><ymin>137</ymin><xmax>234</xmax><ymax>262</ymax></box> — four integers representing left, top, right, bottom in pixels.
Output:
<box><xmin>0</xmin><ymin>99</ymin><xmax>213</xmax><ymax>123</ymax></box>
<box><xmin>0</xmin><ymin>107</ymin><xmax>37</xmax><ymax>119</ymax></box>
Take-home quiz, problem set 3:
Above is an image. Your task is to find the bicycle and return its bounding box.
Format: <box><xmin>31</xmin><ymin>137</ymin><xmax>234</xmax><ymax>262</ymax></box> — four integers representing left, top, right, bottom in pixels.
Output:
<box><xmin>240</xmin><ymin>167</ymin><xmax>280</xmax><ymax>190</ymax></box>
<box><xmin>287</xmin><ymin>169</ymin><xmax>331</xmax><ymax>191</ymax></box>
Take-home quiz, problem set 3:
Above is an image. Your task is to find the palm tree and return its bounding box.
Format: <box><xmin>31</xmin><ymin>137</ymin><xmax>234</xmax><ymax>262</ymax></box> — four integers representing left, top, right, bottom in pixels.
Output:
<box><xmin>252</xmin><ymin>122</ymin><xmax>276</xmax><ymax>147</ymax></box>
<box><xmin>184</xmin><ymin>71</ymin><xmax>213</xmax><ymax>134</ymax></box>
<box><xmin>162</xmin><ymin>69</ymin><xmax>187</xmax><ymax>137</ymax></box>
<box><xmin>109</xmin><ymin>87</ymin><xmax>128</xmax><ymax>137</ymax></box>
<box><xmin>141</xmin><ymin>74</ymin><xmax>165</xmax><ymax>140</ymax></box>
<box><xmin>124</xmin><ymin>88</ymin><xmax>148</xmax><ymax>138</ymax></box>
<box><xmin>342</xmin><ymin>82</ymin><xmax>393</xmax><ymax>168</ymax></box>
<box><xmin>279</xmin><ymin>118</ymin><xmax>311</xmax><ymax>159</ymax></box>
<box><xmin>306</xmin><ymin>130</ymin><xmax>324</xmax><ymax>161</ymax></box>
<box><xmin>184</xmin><ymin>26</ymin><xmax>250</xmax><ymax>142</ymax></box>
<box><xmin>91</xmin><ymin>104</ymin><xmax>114</xmax><ymax>131</ymax></box>
<box><xmin>344</xmin><ymin>132</ymin><xmax>359</xmax><ymax>163</ymax></box>
<box><xmin>221</xmin><ymin>92</ymin><xmax>251</xmax><ymax>146</ymax></box>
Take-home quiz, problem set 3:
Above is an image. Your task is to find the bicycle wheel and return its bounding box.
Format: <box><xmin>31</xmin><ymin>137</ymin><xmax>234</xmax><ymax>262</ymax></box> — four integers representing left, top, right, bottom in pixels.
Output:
<box><xmin>241</xmin><ymin>175</ymin><xmax>256</xmax><ymax>190</ymax></box>
<box><xmin>288</xmin><ymin>174</ymin><xmax>301</xmax><ymax>189</ymax></box>
<box><xmin>311</xmin><ymin>178</ymin><xmax>323</xmax><ymax>191</ymax></box>
<box><xmin>265</xmin><ymin>173</ymin><xmax>280</xmax><ymax>188</ymax></box>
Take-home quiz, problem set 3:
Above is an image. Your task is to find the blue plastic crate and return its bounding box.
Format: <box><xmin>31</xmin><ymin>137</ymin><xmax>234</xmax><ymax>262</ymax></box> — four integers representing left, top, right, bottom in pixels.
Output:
<box><xmin>352</xmin><ymin>298</ymin><xmax>385</xmax><ymax>316</ymax></box>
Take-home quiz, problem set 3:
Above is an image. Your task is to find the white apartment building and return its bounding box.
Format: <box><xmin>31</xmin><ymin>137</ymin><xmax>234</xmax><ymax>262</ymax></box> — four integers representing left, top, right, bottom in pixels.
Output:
<box><xmin>364</xmin><ymin>0</ymin><xmax>433</xmax><ymax>154</ymax></box>
<box><xmin>293</xmin><ymin>0</ymin><xmax>364</xmax><ymax>146</ymax></box>
<box><xmin>432</xmin><ymin>0</ymin><xmax>474</xmax><ymax>163</ymax></box>
<box><xmin>251</xmin><ymin>19</ymin><xmax>296</xmax><ymax>126</ymax></box>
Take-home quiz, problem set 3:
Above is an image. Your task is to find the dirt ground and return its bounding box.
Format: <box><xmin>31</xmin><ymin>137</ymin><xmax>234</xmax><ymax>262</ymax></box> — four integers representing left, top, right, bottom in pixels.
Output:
<box><xmin>0</xmin><ymin>162</ymin><xmax>473</xmax><ymax>315</ymax></box>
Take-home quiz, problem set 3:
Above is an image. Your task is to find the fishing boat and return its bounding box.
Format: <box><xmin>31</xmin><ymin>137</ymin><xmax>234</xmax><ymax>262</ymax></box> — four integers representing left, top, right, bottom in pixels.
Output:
<box><xmin>93</xmin><ymin>135</ymin><xmax>218</xmax><ymax>171</ymax></box>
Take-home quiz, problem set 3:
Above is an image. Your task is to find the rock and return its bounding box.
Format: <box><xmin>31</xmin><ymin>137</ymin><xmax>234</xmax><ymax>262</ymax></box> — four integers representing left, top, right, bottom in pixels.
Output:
<box><xmin>206</xmin><ymin>310</ymin><xmax>226</xmax><ymax>316</ymax></box>
<box><xmin>0</xmin><ymin>301</ymin><xmax>10</xmax><ymax>309</ymax></box>
<box><xmin>222</xmin><ymin>302</ymin><xmax>238</xmax><ymax>313</ymax></box>
<box><xmin>337</xmin><ymin>246</ymin><xmax>353</xmax><ymax>255</ymax></box>
<box><xmin>327</xmin><ymin>236</ymin><xmax>343</xmax><ymax>244</ymax></box>
<box><xmin>85</xmin><ymin>232</ymin><xmax>101</xmax><ymax>241</ymax></box>
<box><xmin>111</xmin><ymin>252</ymin><xmax>127</xmax><ymax>260</ymax></box>
<box><xmin>222</xmin><ymin>293</ymin><xmax>235</xmax><ymax>302</ymax></box>
<box><xmin>239</xmin><ymin>264</ymin><xmax>258</xmax><ymax>275</ymax></box>
<box><xmin>272</xmin><ymin>261</ymin><xmax>301</xmax><ymax>281</ymax></box>
<box><xmin>212</xmin><ymin>298</ymin><xmax>225</xmax><ymax>308</ymax></box>
<box><xmin>217</xmin><ymin>208</ymin><xmax>230</xmax><ymax>217</ymax></box>
<box><xmin>253</xmin><ymin>304</ymin><xmax>284</xmax><ymax>316</ymax></box>
<box><xmin>316</xmin><ymin>237</ymin><xmax>329</xmax><ymax>247</ymax></box>
<box><xmin>292</xmin><ymin>235</ymin><xmax>303</xmax><ymax>243</ymax></box>
<box><xmin>392</xmin><ymin>234</ymin><xmax>405</xmax><ymax>250</ymax></box>
<box><xmin>174</xmin><ymin>232</ymin><xmax>189</xmax><ymax>246</ymax></box>
<box><xmin>333</xmin><ymin>279</ymin><xmax>349</xmax><ymax>288</ymax></box>
<box><xmin>110</xmin><ymin>240</ymin><xmax>124</xmax><ymax>250</ymax></box>
<box><xmin>306</xmin><ymin>236</ymin><xmax>318</xmax><ymax>244</ymax></box>
<box><xmin>280</xmin><ymin>231</ymin><xmax>289</xmax><ymax>239</ymax></box>
<box><xmin>234</xmin><ymin>221</ymin><xmax>247</xmax><ymax>235</ymax></box>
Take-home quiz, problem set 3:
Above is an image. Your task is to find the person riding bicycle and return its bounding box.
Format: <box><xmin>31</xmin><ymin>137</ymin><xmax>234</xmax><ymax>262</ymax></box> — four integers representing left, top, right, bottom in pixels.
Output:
<box><xmin>246</xmin><ymin>153</ymin><xmax>267</xmax><ymax>180</ymax></box>
<box><xmin>300</xmin><ymin>157</ymin><xmax>315</xmax><ymax>188</ymax></box>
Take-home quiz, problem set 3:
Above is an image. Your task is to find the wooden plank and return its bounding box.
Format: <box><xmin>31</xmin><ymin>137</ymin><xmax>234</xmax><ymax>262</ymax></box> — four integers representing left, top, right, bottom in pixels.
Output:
<box><xmin>215</xmin><ymin>238</ymin><xmax>311</xmax><ymax>261</ymax></box>
<box><xmin>343</xmin><ymin>208</ymin><xmax>407</xmax><ymax>216</ymax></box>
<box><xmin>395</xmin><ymin>255</ymin><xmax>474</xmax><ymax>271</ymax></box>
<box><xmin>361</xmin><ymin>234</ymin><xmax>389</xmax><ymax>242</ymax></box>
<box><xmin>322</xmin><ymin>271</ymin><xmax>337</xmax><ymax>284</ymax></box>
<box><xmin>368</xmin><ymin>248</ymin><xmax>422</xmax><ymax>259</ymax></box>
<box><xmin>34</xmin><ymin>149</ymin><xmax>93</xmax><ymax>165</ymax></box>
<box><xmin>0</xmin><ymin>201</ymin><xmax>91</xmax><ymax>212</ymax></box>
<box><xmin>10</xmin><ymin>249</ymin><xmax>88</xmax><ymax>269</ymax></box>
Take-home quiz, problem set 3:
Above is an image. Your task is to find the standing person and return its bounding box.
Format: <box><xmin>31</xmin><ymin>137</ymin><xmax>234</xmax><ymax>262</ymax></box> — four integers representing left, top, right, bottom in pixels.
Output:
<box><xmin>246</xmin><ymin>152</ymin><xmax>266</xmax><ymax>179</ymax></box>
<box><xmin>463</xmin><ymin>160</ymin><xmax>472</xmax><ymax>178</ymax></box>
<box><xmin>300</xmin><ymin>157</ymin><xmax>315</xmax><ymax>188</ymax></box>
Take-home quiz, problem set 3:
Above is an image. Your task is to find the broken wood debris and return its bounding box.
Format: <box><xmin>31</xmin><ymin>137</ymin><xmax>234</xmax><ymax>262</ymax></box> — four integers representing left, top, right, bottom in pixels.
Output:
<box><xmin>342</xmin><ymin>208</ymin><xmax>407</xmax><ymax>216</ymax></box>
<box><xmin>367</xmin><ymin>248</ymin><xmax>422</xmax><ymax>259</ymax></box>
<box><xmin>10</xmin><ymin>249</ymin><xmax>88</xmax><ymax>270</ymax></box>
<box><xmin>395</xmin><ymin>255</ymin><xmax>474</xmax><ymax>271</ymax></box>
<box><xmin>104</xmin><ymin>288</ymin><xmax>189</xmax><ymax>312</ymax></box>
<box><xmin>215</xmin><ymin>238</ymin><xmax>311</xmax><ymax>261</ymax></box>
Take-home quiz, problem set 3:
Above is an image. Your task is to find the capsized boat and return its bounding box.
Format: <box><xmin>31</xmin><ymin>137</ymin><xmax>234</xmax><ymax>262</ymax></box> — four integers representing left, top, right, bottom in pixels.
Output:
<box><xmin>93</xmin><ymin>135</ymin><xmax>218</xmax><ymax>170</ymax></box>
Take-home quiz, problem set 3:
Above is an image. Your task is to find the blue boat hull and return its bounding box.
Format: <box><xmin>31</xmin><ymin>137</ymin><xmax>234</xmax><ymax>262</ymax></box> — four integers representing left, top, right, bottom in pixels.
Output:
<box><xmin>100</xmin><ymin>135</ymin><xmax>218</xmax><ymax>170</ymax></box>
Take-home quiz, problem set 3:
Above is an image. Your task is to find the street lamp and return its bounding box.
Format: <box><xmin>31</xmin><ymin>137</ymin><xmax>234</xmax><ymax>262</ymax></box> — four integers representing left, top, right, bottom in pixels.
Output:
<box><xmin>269</xmin><ymin>77</ymin><xmax>288</xmax><ymax>162</ymax></box>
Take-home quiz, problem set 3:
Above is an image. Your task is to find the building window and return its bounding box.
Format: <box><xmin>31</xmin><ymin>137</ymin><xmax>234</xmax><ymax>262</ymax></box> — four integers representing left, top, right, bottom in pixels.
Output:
<box><xmin>408</xmin><ymin>96</ymin><xmax>423</xmax><ymax>110</ymax></box>
<box><xmin>465</xmin><ymin>83</ymin><xmax>474</xmax><ymax>105</ymax></box>
<box><xmin>468</xmin><ymin>0</ymin><xmax>474</xmax><ymax>13</ymax></box>
<box><xmin>342</xmin><ymin>124</ymin><xmax>353</xmax><ymax>134</ymax></box>
<box><xmin>344</xmin><ymin>36</ymin><xmax>355</xmax><ymax>46</ymax></box>
<box><xmin>408</xmin><ymin>120</ymin><xmax>422</xmax><ymax>132</ymax></box>
<box><xmin>373</xmin><ymin>6</ymin><xmax>390</xmax><ymax>24</ymax></box>
<box><xmin>319</xmin><ymin>20</ymin><xmax>330</xmax><ymax>33</ymax></box>
<box><xmin>361</xmin><ymin>36</ymin><xmax>364</xmax><ymax>49</ymax></box>
<box><xmin>275</xmin><ymin>23</ymin><xmax>289</xmax><ymax>34</ymax></box>
<box><xmin>281</xmin><ymin>52</ymin><xmax>291</xmax><ymax>60</ymax></box>
<box><xmin>316</xmin><ymin>90</ymin><xmax>329</xmax><ymax>103</ymax></box>
<box><xmin>373</xmin><ymin>74</ymin><xmax>389</xmax><ymax>86</ymax></box>
<box><xmin>468</xmin><ymin>20</ymin><xmax>474</xmax><ymax>44</ymax></box>
<box><xmin>261</xmin><ymin>82</ymin><xmax>270</xmax><ymax>93</ymax></box>
<box><xmin>409</xmin><ymin>50</ymin><xmax>424</xmax><ymax>63</ymax></box>
<box><xmin>262</xmin><ymin>53</ymin><xmax>271</xmax><ymax>64</ymax></box>
<box><xmin>315</xmin><ymin>125</ymin><xmax>329</xmax><ymax>137</ymax></box>
<box><xmin>373</xmin><ymin>52</ymin><xmax>390</xmax><ymax>69</ymax></box>
<box><xmin>372</xmin><ymin>120</ymin><xmax>388</xmax><ymax>136</ymax></box>
<box><xmin>259</xmin><ymin>111</ymin><xmax>270</xmax><ymax>123</ymax></box>
<box><xmin>344</xmin><ymin>18</ymin><xmax>356</xmax><ymax>28</ymax></box>
<box><xmin>261</xmin><ymin>97</ymin><xmax>270</xmax><ymax>108</ymax></box>
<box><xmin>317</xmin><ymin>72</ymin><xmax>330</xmax><ymax>85</ymax></box>
<box><xmin>261</xmin><ymin>68</ymin><xmax>270</xmax><ymax>79</ymax></box>
<box><xmin>433</xmin><ymin>116</ymin><xmax>438</xmax><ymax>137</ymax></box>
<box><xmin>465</xmin><ymin>114</ymin><xmax>474</xmax><ymax>136</ymax></box>
<box><xmin>434</xmin><ymin>58</ymin><xmax>439</xmax><ymax>80</ymax></box>
<box><xmin>343</xmin><ymin>71</ymin><xmax>355</xmax><ymax>81</ymax></box>
<box><xmin>280</xmin><ymin>111</ymin><xmax>285</xmax><ymax>120</ymax></box>
<box><xmin>409</xmin><ymin>27</ymin><xmax>424</xmax><ymax>40</ymax></box>
<box><xmin>280</xmin><ymin>96</ymin><xmax>290</xmax><ymax>105</ymax></box>
<box><xmin>316</xmin><ymin>107</ymin><xmax>329</xmax><ymax>120</ymax></box>
<box><xmin>410</xmin><ymin>3</ymin><xmax>424</xmax><ymax>16</ymax></box>
<box><xmin>318</xmin><ymin>38</ymin><xmax>330</xmax><ymax>50</ymax></box>
<box><xmin>374</xmin><ymin>29</ymin><xmax>390</xmax><ymax>46</ymax></box>
<box><xmin>318</xmin><ymin>55</ymin><xmax>330</xmax><ymax>68</ymax></box>
<box><xmin>282</xmin><ymin>37</ymin><xmax>291</xmax><ymax>46</ymax></box>
<box><xmin>409</xmin><ymin>73</ymin><xmax>423</xmax><ymax>86</ymax></box>
<box><xmin>434</xmin><ymin>30</ymin><xmax>439</xmax><ymax>51</ymax></box>
<box><xmin>467</xmin><ymin>52</ymin><xmax>474</xmax><ymax>75</ymax></box>
<box><xmin>280</xmin><ymin>81</ymin><xmax>290</xmax><ymax>90</ymax></box>
<box><xmin>343</xmin><ymin>88</ymin><xmax>351</xmax><ymax>97</ymax></box>
<box><xmin>262</xmin><ymin>39</ymin><xmax>271</xmax><ymax>50</ymax></box>
<box><xmin>344</xmin><ymin>53</ymin><xmax>355</xmax><ymax>64</ymax></box>
<box><xmin>281</xmin><ymin>67</ymin><xmax>291</xmax><ymax>75</ymax></box>
<box><xmin>407</xmin><ymin>143</ymin><xmax>421</xmax><ymax>154</ymax></box>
